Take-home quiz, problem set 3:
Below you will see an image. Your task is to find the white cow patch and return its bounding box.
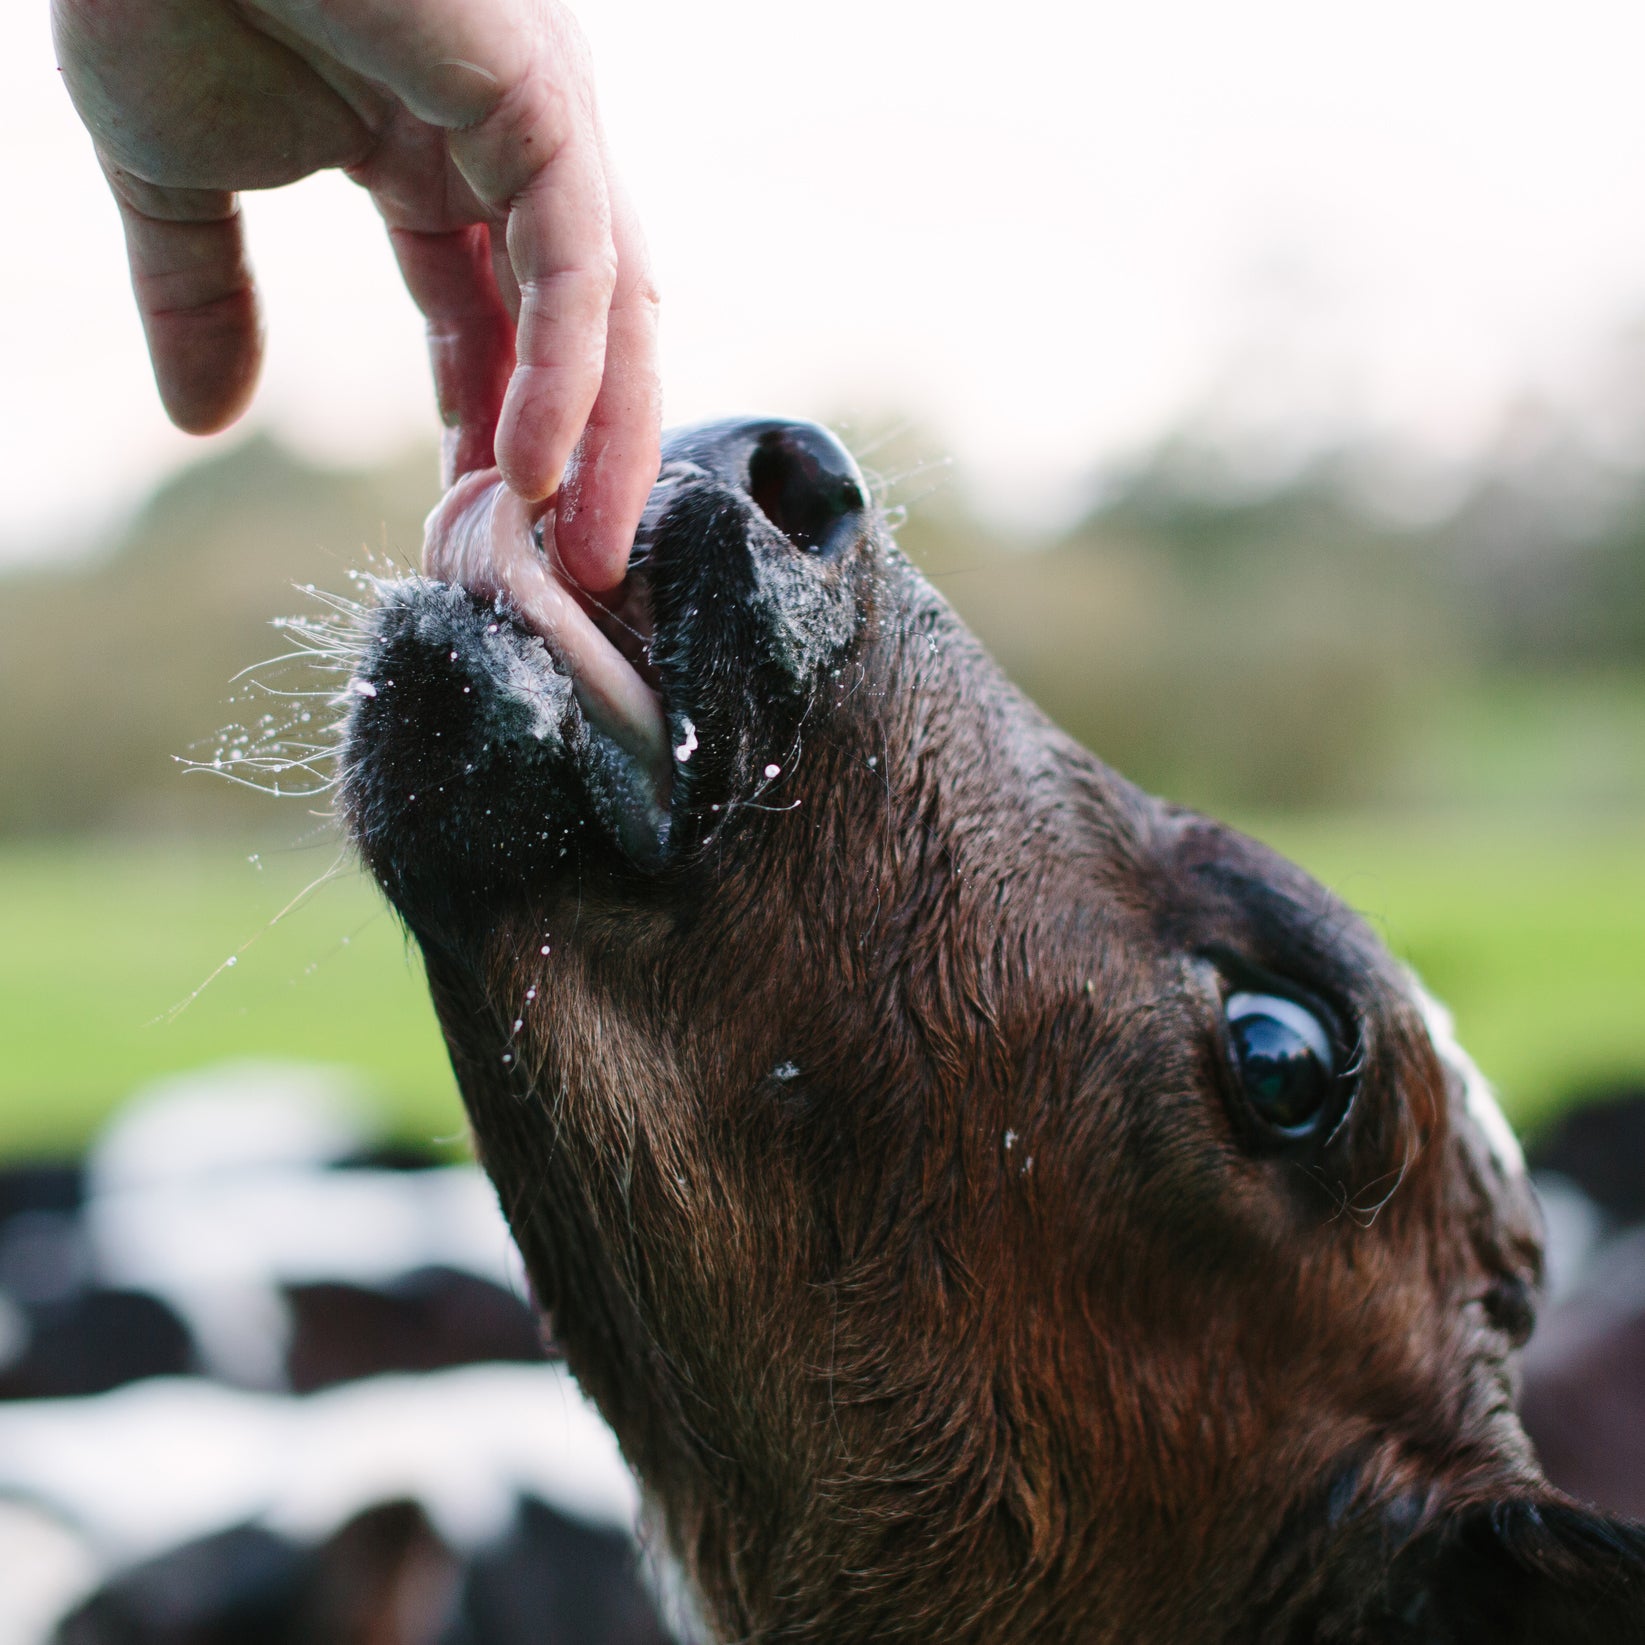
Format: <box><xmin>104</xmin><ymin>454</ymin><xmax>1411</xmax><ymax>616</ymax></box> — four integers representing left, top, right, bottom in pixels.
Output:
<box><xmin>0</xmin><ymin>1500</ymin><xmax>97</xmax><ymax>1645</ymax></box>
<box><xmin>1410</xmin><ymin>977</ymin><xmax>1525</xmax><ymax>1176</ymax></box>
<box><xmin>0</xmin><ymin>1363</ymin><xmax>637</xmax><ymax>1567</ymax></box>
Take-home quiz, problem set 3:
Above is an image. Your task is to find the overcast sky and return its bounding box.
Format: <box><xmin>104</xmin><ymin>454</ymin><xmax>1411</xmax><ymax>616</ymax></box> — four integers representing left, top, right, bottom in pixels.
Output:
<box><xmin>8</xmin><ymin>0</ymin><xmax>1645</xmax><ymax>564</ymax></box>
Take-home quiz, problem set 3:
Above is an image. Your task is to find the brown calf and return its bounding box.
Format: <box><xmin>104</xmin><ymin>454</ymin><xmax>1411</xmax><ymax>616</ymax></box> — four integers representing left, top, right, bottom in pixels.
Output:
<box><xmin>339</xmin><ymin>419</ymin><xmax>1645</xmax><ymax>1643</ymax></box>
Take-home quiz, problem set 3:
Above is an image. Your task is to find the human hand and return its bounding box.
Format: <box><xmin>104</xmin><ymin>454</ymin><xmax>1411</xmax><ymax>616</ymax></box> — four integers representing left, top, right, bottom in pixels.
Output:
<box><xmin>51</xmin><ymin>0</ymin><xmax>659</xmax><ymax>590</ymax></box>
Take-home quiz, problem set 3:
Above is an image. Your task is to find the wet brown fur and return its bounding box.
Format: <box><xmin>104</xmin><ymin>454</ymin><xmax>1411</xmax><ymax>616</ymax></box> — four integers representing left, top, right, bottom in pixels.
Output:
<box><xmin>341</xmin><ymin>435</ymin><xmax>1645</xmax><ymax>1643</ymax></box>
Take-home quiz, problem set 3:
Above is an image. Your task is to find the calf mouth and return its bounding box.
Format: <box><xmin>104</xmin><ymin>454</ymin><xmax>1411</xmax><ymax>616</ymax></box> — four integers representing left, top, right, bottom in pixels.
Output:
<box><xmin>338</xmin><ymin>420</ymin><xmax>874</xmax><ymax>921</ymax></box>
<box><xmin>414</xmin><ymin>464</ymin><xmax>680</xmax><ymax>837</ymax></box>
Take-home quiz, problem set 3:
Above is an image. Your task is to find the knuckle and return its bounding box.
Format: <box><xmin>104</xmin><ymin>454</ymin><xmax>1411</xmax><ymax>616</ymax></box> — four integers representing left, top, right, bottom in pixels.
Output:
<box><xmin>626</xmin><ymin>268</ymin><xmax>662</xmax><ymax>314</ymax></box>
<box><xmin>589</xmin><ymin>245</ymin><xmax>620</xmax><ymax>299</ymax></box>
<box><xmin>489</xmin><ymin>68</ymin><xmax>576</xmax><ymax>161</ymax></box>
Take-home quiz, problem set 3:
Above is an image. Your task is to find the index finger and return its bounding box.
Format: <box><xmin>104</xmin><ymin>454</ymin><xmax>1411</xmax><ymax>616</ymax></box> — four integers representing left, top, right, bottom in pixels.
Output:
<box><xmin>253</xmin><ymin>0</ymin><xmax>629</xmax><ymax>501</ymax></box>
<box><xmin>451</xmin><ymin>73</ymin><xmax>617</xmax><ymax>505</ymax></box>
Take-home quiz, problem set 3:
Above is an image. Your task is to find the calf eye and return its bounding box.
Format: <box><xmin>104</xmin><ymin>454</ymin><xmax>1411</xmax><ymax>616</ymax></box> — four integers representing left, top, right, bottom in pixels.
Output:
<box><xmin>1225</xmin><ymin>992</ymin><xmax>1335</xmax><ymax>1135</ymax></box>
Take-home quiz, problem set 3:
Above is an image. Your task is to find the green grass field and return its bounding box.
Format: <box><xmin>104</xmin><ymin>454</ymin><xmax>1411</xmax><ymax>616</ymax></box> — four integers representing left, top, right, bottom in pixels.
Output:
<box><xmin>1251</xmin><ymin>813</ymin><xmax>1645</xmax><ymax>1132</ymax></box>
<box><xmin>0</xmin><ymin>816</ymin><xmax>1641</xmax><ymax>1157</ymax></box>
<box><xmin>0</xmin><ymin>836</ymin><xmax>457</xmax><ymax>1156</ymax></box>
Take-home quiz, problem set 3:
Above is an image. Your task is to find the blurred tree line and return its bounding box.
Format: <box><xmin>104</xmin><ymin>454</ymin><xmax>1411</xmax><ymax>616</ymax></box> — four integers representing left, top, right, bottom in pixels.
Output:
<box><xmin>0</xmin><ymin>439</ymin><xmax>437</xmax><ymax>835</ymax></box>
<box><xmin>5</xmin><ymin>404</ymin><xmax>1645</xmax><ymax>836</ymax></box>
<box><xmin>894</xmin><ymin>401</ymin><xmax>1645</xmax><ymax>815</ymax></box>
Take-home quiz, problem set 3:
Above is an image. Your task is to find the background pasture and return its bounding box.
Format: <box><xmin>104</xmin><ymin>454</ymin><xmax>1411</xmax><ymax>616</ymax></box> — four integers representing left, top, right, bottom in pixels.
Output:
<box><xmin>4</xmin><ymin>0</ymin><xmax>1644</xmax><ymax>1156</ymax></box>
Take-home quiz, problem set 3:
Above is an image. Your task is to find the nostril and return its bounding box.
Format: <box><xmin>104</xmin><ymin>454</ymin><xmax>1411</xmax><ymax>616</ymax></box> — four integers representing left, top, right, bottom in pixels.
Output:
<box><xmin>746</xmin><ymin>425</ymin><xmax>868</xmax><ymax>557</ymax></box>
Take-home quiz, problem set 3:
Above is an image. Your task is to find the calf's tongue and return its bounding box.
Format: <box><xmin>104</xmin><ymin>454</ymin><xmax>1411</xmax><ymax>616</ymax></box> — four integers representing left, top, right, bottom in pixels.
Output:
<box><xmin>423</xmin><ymin>472</ymin><xmax>669</xmax><ymax>791</ymax></box>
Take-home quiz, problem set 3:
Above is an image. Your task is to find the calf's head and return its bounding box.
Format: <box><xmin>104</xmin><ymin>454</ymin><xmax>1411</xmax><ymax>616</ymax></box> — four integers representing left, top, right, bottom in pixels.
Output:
<box><xmin>339</xmin><ymin>420</ymin><xmax>1645</xmax><ymax>1643</ymax></box>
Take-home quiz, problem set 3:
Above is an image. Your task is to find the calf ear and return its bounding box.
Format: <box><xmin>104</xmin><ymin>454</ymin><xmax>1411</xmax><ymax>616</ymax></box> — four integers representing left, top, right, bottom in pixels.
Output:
<box><xmin>1378</xmin><ymin>1496</ymin><xmax>1645</xmax><ymax>1644</ymax></box>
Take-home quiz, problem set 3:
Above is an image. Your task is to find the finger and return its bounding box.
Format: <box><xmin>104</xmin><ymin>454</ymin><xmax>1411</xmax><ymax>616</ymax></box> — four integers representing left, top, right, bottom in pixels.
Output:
<box><xmin>389</xmin><ymin>223</ymin><xmax>515</xmax><ymax>486</ymax></box>
<box><xmin>551</xmin><ymin>176</ymin><xmax>661</xmax><ymax>591</ymax></box>
<box><xmin>247</xmin><ymin>0</ymin><xmax>623</xmax><ymax>498</ymax></box>
<box><xmin>454</xmin><ymin>88</ymin><xmax>617</xmax><ymax>503</ymax></box>
<box><xmin>489</xmin><ymin>217</ymin><xmax>522</xmax><ymax>326</ymax></box>
<box><xmin>104</xmin><ymin>161</ymin><xmax>262</xmax><ymax>434</ymax></box>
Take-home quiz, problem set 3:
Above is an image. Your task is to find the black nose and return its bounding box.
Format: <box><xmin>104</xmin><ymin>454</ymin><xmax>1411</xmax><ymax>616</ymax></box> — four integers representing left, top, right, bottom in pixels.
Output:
<box><xmin>660</xmin><ymin>418</ymin><xmax>869</xmax><ymax>557</ymax></box>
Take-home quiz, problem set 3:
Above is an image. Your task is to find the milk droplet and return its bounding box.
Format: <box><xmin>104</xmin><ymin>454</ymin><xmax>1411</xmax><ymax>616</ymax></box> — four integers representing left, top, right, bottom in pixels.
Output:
<box><xmin>540</xmin><ymin>945</ymin><xmax>551</xmax><ymax>956</ymax></box>
<box><xmin>225</xmin><ymin>956</ymin><xmax>237</xmax><ymax>968</ymax></box>
<box><xmin>764</xmin><ymin>763</ymin><xmax>781</xmax><ymax>779</ymax></box>
<box><xmin>350</xmin><ymin>679</ymin><xmax>378</xmax><ymax>698</ymax></box>
<box><xmin>772</xmin><ymin>1061</ymin><xmax>800</xmax><ymax>1081</ymax></box>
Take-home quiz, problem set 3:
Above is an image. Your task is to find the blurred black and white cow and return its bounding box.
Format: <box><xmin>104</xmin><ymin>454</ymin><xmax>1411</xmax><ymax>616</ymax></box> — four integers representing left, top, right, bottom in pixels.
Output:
<box><xmin>8</xmin><ymin>1061</ymin><xmax>1645</xmax><ymax>1643</ymax></box>
<box><xmin>0</xmin><ymin>1065</ymin><xmax>681</xmax><ymax>1645</ymax></box>
<box><xmin>1519</xmin><ymin>1084</ymin><xmax>1645</xmax><ymax>1521</ymax></box>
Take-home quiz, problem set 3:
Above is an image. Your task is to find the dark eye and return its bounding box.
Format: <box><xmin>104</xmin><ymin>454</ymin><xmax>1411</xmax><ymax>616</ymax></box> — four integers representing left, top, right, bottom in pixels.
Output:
<box><xmin>1225</xmin><ymin>991</ymin><xmax>1336</xmax><ymax>1136</ymax></box>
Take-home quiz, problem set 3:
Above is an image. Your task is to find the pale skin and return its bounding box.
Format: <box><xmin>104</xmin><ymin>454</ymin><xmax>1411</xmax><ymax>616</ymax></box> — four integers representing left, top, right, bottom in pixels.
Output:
<box><xmin>51</xmin><ymin>0</ymin><xmax>660</xmax><ymax>592</ymax></box>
